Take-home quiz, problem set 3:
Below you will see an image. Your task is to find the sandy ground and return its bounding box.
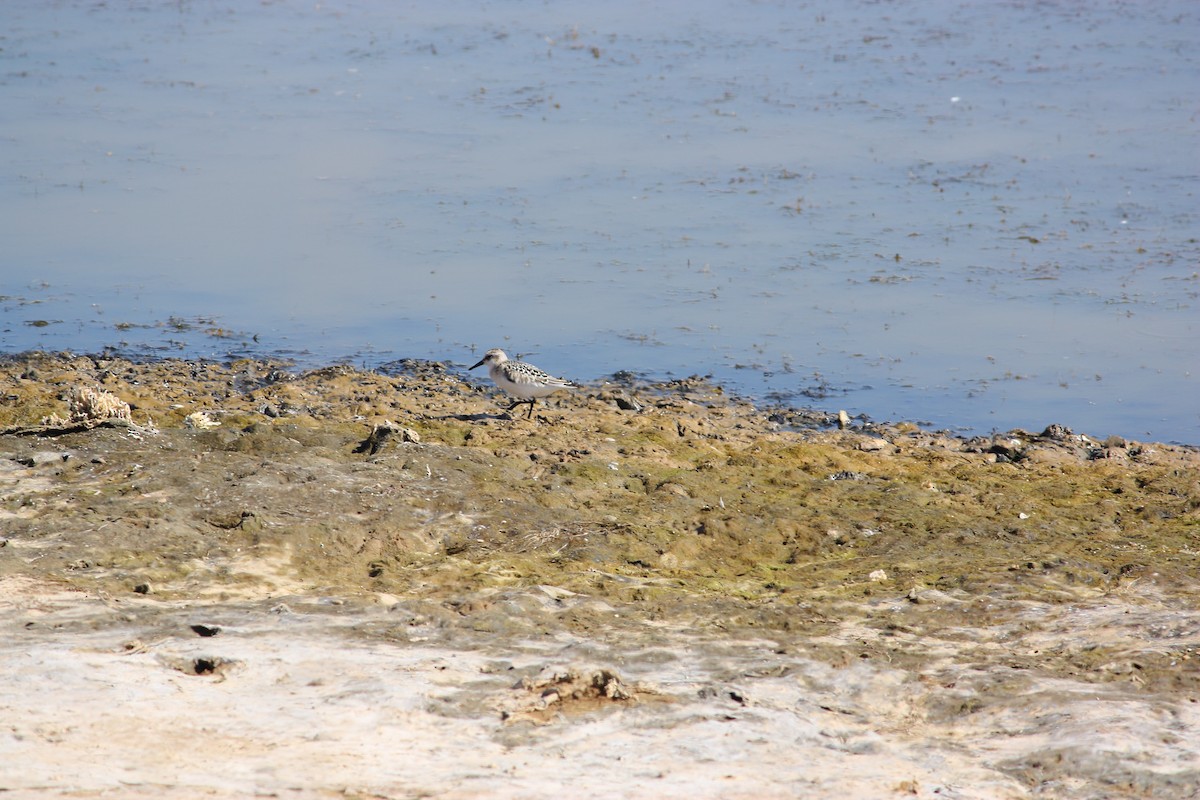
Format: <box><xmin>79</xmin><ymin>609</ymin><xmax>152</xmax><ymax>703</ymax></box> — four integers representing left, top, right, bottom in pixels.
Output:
<box><xmin>4</xmin><ymin>576</ymin><xmax>1197</xmax><ymax>799</ymax></box>
<box><xmin>1</xmin><ymin>355</ymin><xmax>1198</xmax><ymax>798</ymax></box>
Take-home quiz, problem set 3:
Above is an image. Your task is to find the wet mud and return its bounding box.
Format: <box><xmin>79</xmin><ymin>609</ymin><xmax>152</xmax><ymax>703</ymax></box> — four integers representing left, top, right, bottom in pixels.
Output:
<box><xmin>2</xmin><ymin>353</ymin><xmax>1198</xmax><ymax>798</ymax></box>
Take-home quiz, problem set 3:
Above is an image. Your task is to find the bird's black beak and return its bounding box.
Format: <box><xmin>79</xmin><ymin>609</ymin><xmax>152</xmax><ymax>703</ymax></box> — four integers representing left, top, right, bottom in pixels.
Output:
<box><xmin>469</xmin><ymin>358</ymin><xmax>486</xmax><ymax>370</ymax></box>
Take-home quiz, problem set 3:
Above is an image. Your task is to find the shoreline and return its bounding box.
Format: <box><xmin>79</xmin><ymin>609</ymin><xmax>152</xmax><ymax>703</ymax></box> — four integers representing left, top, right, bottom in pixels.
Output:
<box><xmin>7</xmin><ymin>346</ymin><xmax>1198</xmax><ymax>447</ymax></box>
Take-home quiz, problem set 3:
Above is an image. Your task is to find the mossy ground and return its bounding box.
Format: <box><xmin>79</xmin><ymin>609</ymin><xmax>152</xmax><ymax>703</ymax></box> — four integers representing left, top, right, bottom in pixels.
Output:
<box><xmin>2</xmin><ymin>353</ymin><xmax>1197</xmax><ymax>683</ymax></box>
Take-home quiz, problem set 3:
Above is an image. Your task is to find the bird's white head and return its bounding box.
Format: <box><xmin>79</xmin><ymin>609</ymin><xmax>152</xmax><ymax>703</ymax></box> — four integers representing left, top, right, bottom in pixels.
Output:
<box><xmin>469</xmin><ymin>348</ymin><xmax>508</xmax><ymax>370</ymax></box>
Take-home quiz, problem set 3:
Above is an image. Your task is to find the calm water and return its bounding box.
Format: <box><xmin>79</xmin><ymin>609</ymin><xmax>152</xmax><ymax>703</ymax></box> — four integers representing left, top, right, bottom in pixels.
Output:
<box><xmin>3</xmin><ymin>1</ymin><xmax>1197</xmax><ymax>442</ymax></box>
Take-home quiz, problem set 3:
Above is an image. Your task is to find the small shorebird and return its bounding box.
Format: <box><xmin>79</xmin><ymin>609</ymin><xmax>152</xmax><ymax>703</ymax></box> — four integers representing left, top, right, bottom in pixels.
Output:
<box><xmin>469</xmin><ymin>348</ymin><xmax>574</xmax><ymax>419</ymax></box>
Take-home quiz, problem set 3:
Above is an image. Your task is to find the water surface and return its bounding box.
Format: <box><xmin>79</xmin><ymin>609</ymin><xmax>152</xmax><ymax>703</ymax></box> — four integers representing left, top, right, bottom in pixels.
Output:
<box><xmin>3</xmin><ymin>1</ymin><xmax>1197</xmax><ymax>441</ymax></box>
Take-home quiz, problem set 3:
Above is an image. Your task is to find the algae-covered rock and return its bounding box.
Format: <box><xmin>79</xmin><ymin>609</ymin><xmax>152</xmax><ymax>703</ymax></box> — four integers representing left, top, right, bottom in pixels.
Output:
<box><xmin>2</xmin><ymin>353</ymin><xmax>1197</xmax><ymax>611</ymax></box>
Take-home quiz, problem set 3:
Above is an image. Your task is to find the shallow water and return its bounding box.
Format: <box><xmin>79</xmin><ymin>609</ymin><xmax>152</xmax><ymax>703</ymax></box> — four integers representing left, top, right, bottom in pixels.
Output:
<box><xmin>3</xmin><ymin>0</ymin><xmax>1197</xmax><ymax>442</ymax></box>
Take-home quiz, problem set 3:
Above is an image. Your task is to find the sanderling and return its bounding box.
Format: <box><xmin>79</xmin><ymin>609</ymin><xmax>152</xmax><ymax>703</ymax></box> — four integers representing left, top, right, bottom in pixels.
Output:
<box><xmin>469</xmin><ymin>348</ymin><xmax>574</xmax><ymax>419</ymax></box>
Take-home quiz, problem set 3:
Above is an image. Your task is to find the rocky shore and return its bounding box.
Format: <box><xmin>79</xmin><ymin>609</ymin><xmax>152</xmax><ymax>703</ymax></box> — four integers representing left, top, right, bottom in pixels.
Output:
<box><xmin>2</xmin><ymin>353</ymin><xmax>1197</xmax><ymax>799</ymax></box>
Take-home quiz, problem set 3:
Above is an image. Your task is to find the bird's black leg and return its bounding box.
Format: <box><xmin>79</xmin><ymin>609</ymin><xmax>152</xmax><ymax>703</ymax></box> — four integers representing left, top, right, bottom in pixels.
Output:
<box><xmin>502</xmin><ymin>399</ymin><xmax>539</xmax><ymax>419</ymax></box>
